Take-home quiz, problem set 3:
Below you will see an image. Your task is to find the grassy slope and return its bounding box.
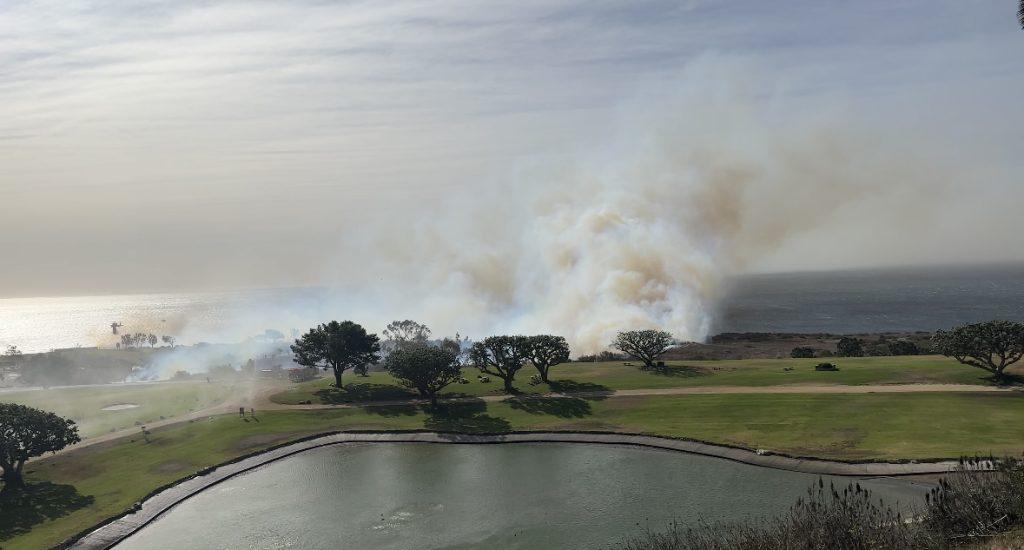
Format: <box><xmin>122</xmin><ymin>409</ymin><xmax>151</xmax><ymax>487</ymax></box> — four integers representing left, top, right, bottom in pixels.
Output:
<box><xmin>1</xmin><ymin>381</ymin><xmax>238</xmax><ymax>437</ymax></box>
<box><xmin>5</xmin><ymin>391</ymin><xmax>1024</xmax><ymax>549</ymax></box>
<box><xmin>270</xmin><ymin>355</ymin><xmax>1006</xmax><ymax>405</ymax></box>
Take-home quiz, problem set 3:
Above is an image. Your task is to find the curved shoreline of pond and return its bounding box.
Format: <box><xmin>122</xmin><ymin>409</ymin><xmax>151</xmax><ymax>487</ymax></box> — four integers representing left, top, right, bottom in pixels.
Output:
<box><xmin>67</xmin><ymin>430</ymin><xmax>965</xmax><ymax>550</ymax></box>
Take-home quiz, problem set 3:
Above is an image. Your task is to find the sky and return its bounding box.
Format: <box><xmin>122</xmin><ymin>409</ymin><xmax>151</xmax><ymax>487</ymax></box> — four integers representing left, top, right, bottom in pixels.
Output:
<box><xmin>1</xmin><ymin>0</ymin><xmax>1022</xmax><ymax>298</ymax></box>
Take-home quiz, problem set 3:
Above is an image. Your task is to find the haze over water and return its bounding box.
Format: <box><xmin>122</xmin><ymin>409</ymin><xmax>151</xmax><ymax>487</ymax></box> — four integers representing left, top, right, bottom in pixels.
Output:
<box><xmin>3</xmin><ymin>264</ymin><xmax>1022</xmax><ymax>354</ymax></box>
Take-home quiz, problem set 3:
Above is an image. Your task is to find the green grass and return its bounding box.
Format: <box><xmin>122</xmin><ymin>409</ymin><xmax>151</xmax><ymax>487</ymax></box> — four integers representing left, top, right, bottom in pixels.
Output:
<box><xmin>5</xmin><ymin>390</ymin><xmax>1024</xmax><ymax>549</ymax></box>
<box><xmin>0</xmin><ymin>381</ymin><xmax>240</xmax><ymax>437</ymax></box>
<box><xmin>271</xmin><ymin>355</ymin><xmax>1010</xmax><ymax>405</ymax></box>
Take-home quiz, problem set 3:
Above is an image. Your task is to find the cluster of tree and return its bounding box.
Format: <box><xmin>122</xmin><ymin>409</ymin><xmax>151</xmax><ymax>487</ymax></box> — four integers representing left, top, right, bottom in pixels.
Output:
<box><xmin>468</xmin><ymin>335</ymin><xmax>570</xmax><ymax>393</ymax></box>
<box><xmin>821</xmin><ymin>336</ymin><xmax>923</xmax><ymax>358</ymax></box>
<box><xmin>292</xmin><ymin>320</ymin><xmax>572</xmax><ymax>397</ymax></box>
<box><xmin>117</xmin><ymin>333</ymin><xmax>174</xmax><ymax>349</ymax></box>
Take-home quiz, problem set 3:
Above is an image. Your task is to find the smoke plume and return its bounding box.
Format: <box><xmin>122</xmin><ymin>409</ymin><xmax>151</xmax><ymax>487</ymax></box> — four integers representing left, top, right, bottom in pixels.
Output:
<box><xmin>329</xmin><ymin>62</ymin><xmax>941</xmax><ymax>354</ymax></box>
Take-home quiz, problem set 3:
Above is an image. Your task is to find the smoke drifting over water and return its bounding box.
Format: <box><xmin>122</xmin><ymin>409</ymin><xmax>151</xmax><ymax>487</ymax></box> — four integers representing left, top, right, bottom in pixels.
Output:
<box><xmin>331</xmin><ymin>65</ymin><xmax>940</xmax><ymax>354</ymax></box>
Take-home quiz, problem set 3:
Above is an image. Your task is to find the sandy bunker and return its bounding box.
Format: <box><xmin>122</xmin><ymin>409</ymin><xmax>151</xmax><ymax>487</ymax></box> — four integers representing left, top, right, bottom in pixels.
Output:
<box><xmin>101</xmin><ymin>403</ymin><xmax>140</xmax><ymax>411</ymax></box>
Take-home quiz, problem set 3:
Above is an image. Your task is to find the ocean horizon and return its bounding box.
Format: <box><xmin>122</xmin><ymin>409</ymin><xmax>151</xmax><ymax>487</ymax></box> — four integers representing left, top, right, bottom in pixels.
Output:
<box><xmin>3</xmin><ymin>263</ymin><xmax>1023</xmax><ymax>354</ymax></box>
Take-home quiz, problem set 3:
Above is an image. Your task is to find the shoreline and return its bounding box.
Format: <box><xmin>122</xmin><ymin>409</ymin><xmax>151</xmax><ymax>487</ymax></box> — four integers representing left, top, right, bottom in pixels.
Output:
<box><xmin>67</xmin><ymin>430</ymin><xmax>967</xmax><ymax>550</ymax></box>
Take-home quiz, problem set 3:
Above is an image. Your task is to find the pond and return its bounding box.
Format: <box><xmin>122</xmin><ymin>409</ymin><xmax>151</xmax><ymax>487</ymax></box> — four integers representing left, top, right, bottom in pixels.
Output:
<box><xmin>116</xmin><ymin>442</ymin><xmax>932</xmax><ymax>549</ymax></box>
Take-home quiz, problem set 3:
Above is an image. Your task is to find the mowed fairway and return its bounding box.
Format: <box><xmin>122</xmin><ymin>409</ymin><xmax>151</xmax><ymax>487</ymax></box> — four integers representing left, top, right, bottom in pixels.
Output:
<box><xmin>5</xmin><ymin>390</ymin><xmax>1024</xmax><ymax>549</ymax></box>
<box><xmin>270</xmin><ymin>355</ymin><xmax>1015</xmax><ymax>405</ymax></box>
<box><xmin>1</xmin><ymin>381</ymin><xmax>241</xmax><ymax>438</ymax></box>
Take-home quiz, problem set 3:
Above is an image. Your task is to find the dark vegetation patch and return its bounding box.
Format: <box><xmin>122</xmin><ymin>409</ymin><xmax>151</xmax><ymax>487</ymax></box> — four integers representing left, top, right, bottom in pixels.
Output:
<box><xmin>230</xmin><ymin>432</ymin><xmax>307</xmax><ymax>452</ymax></box>
<box><xmin>624</xmin><ymin>457</ymin><xmax>1024</xmax><ymax>550</ymax></box>
<box><xmin>507</xmin><ymin>396</ymin><xmax>593</xmax><ymax>418</ymax></box>
<box><xmin>667</xmin><ymin>332</ymin><xmax>936</xmax><ymax>360</ymax></box>
<box><xmin>422</xmin><ymin>399</ymin><xmax>512</xmax><ymax>435</ymax></box>
<box><xmin>0</xmin><ymin>482</ymin><xmax>95</xmax><ymax>539</ymax></box>
<box><xmin>314</xmin><ymin>382</ymin><xmax>418</xmax><ymax>404</ymax></box>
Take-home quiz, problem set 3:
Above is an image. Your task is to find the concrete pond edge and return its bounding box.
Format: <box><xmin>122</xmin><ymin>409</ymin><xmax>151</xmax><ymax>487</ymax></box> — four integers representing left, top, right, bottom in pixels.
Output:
<box><xmin>65</xmin><ymin>429</ymin><xmax>969</xmax><ymax>549</ymax></box>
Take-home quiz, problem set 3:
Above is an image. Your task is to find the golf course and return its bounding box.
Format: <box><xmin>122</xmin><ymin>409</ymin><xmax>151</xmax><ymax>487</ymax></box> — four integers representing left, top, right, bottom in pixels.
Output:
<box><xmin>3</xmin><ymin>355</ymin><xmax>1022</xmax><ymax>549</ymax></box>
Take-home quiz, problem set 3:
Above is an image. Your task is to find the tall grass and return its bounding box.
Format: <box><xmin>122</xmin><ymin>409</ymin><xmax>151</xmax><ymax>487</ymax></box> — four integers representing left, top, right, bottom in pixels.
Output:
<box><xmin>924</xmin><ymin>457</ymin><xmax>1024</xmax><ymax>543</ymax></box>
<box><xmin>624</xmin><ymin>457</ymin><xmax>1024</xmax><ymax>550</ymax></box>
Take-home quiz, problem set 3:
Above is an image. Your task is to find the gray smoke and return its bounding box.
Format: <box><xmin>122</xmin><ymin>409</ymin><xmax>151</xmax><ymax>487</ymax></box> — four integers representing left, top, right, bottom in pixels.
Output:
<box><xmin>326</xmin><ymin>62</ymin><xmax>944</xmax><ymax>354</ymax></box>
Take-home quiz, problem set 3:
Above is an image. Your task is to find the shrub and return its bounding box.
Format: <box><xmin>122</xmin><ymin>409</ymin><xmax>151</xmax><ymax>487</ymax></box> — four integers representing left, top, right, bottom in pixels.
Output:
<box><xmin>836</xmin><ymin>337</ymin><xmax>864</xmax><ymax>357</ymax></box>
<box><xmin>790</xmin><ymin>347</ymin><xmax>815</xmax><ymax>358</ymax></box>
<box><xmin>814</xmin><ymin>362</ymin><xmax>839</xmax><ymax>371</ymax></box>
<box><xmin>622</xmin><ymin>479</ymin><xmax>935</xmax><ymax>550</ymax></box>
<box><xmin>868</xmin><ymin>343</ymin><xmax>892</xmax><ymax>356</ymax></box>
<box><xmin>924</xmin><ymin>456</ymin><xmax>1024</xmax><ymax>541</ymax></box>
<box><xmin>624</xmin><ymin>458</ymin><xmax>1024</xmax><ymax>550</ymax></box>
<box><xmin>887</xmin><ymin>339</ymin><xmax>920</xmax><ymax>356</ymax></box>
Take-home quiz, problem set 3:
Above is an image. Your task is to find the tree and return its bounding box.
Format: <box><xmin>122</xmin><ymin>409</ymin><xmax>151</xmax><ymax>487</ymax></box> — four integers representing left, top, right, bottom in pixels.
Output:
<box><xmin>384</xmin><ymin>346</ymin><xmax>461</xmax><ymax>407</ymax></box>
<box><xmin>526</xmin><ymin>335</ymin><xmax>570</xmax><ymax>383</ymax></box>
<box><xmin>1</xmin><ymin>345</ymin><xmax>22</xmax><ymax>382</ymax></box>
<box><xmin>612</xmin><ymin>329</ymin><xmax>673</xmax><ymax>369</ymax></box>
<box><xmin>147</xmin><ymin>333</ymin><xmax>158</xmax><ymax>347</ymax></box>
<box><xmin>468</xmin><ymin>336</ymin><xmax>531</xmax><ymax>393</ymax></box>
<box><xmin>161</xmin><ymin>335</ymin><xmax>175</xmax><ymax>347</ymax></box>
<box><xmin>790</xmin><ymin>347</ymin><xmax>815</xmax><ymax>359</ymax></box>
<box><xmin>932</xmin><ymin>321</ymin><xmax>1024</xmax><ymax>383</ymax></box>
<box><xmin>382</xmin><ymin>320</ymin><xmax>432</xmax><ymax>351</ymax></box>
<box><xmin>836</xmin><ymin>337</ymin><xmax>864</xmax><ymax>357</ymax></box>
<box><xmin>291</xmin><ymin>321</ymin><xmax>381</xmax><ymax>388</ymax></box>
<box><xmin>0</xmin><ymin>403</ymin><xmax>80</xmax><ymax>490</ymax></box>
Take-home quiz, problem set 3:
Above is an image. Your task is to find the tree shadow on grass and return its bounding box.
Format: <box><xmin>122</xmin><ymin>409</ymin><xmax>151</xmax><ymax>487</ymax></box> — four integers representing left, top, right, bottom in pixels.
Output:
<box><xmin>642</xmin><ymin>364</ymin><xmax>708</xmax><ymax>378</ymax></box>
<box><xmin>360</xmin><ymin>402</ymin><xmax>420</xmax><ymax>417</ymax></box>
<box><xmin>0</xmin><ymin>482</ymin><xmax>94</xmax><ymax>539</ymax></box>
<box><xmin>547</xmin><ymin>379</ymin><xmax>612</xmax><ymax>400</ymax></box>
<box><xmin>506</xmin><ymin>396</ymin><xmax>592</xmax><ymax>418</ymax></box>
<box><xmin>989</xmin><ymin>373</ymin><xmax>1024</xmax><ymax>386</ymax></box>
<box><xmin>423</xmin><ymin>398</ymin><xmax>511</xmax><ymax>437</ymax></box>
<box><xmin>314</xmin><ymin>382</ymin><xmax>417</xmax><ymax>404</ymax></box>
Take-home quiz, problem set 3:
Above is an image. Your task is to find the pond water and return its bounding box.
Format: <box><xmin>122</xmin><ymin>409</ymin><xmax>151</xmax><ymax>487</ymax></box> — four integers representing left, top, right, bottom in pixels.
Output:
<box><xmin>116</xmin><ymin>443</ymin><xmax>932</xmax><ymax>550</ymax></box>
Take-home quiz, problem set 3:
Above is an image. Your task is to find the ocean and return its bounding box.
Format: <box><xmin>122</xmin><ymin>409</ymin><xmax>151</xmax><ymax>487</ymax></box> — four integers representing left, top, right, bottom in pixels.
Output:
<box><xmin>2</xmin><ymin>264</ymin><xmax>1023</xmax><ymax>353</ymax></box>
<box><xmin>712</xmin><ymin>263</ymin><xmax>1024</xmax><ymax>334</ymax></box>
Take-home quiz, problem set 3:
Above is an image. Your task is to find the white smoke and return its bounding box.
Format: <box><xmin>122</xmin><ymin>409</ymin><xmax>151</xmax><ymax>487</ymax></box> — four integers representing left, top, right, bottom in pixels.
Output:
<box><xmin>325</xmin><ymin>60</ymin><xmax>942</xmax><ymax>354</ymax></box>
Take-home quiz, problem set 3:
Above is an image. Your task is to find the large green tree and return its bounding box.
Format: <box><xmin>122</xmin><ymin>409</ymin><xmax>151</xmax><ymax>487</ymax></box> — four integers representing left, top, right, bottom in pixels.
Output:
<box><xmin>526</xmin><ymin>335</ymin><xmax>570</xmax><ymax>383</ymax></box>
<box><xmin>384</xmin><ymin>346</ymin><xmax>461</xmax><ymax>407</ymax></box>
<box><xmin>612</xmin><ymin>329</ymin><xmax>673</xmax><ymax>369</ymax></box>
<box><xmin>291</xmin><ymin>321</ymin><xmax>381</xmax><ymax>387</ymax></box>
<box><xmin>469</xmin><ymin>336</ymin><xmax>531</xmax><ymax>393</ymax></box>
<box><xmin>932</xmin><ymin>320</ymin><xmax>1024</xmax><ymax>383</ymax></box>
<box><xmin>0</xmin><ymin>404</ymin><xmax>80</xmax><ymax>490</ymax></box>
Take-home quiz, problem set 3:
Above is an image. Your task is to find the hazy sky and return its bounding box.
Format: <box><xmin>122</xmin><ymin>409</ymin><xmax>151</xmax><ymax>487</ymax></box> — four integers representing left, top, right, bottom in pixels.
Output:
<box><xmin>1</xmin><ymin>1</ymin><xmax>1022</xmax><ymax>298</ymax></box>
